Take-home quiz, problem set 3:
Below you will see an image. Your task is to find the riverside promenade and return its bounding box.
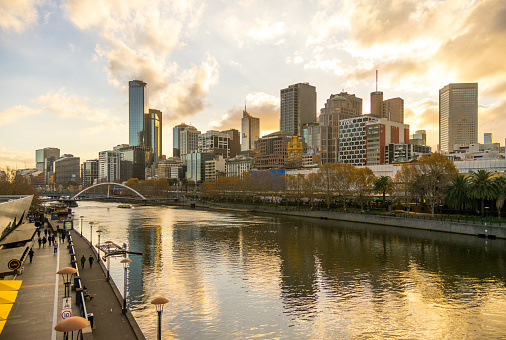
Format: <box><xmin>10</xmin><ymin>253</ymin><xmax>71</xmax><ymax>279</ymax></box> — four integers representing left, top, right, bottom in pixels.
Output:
<box><xmin>0</xmin><ymin>222</ymin><xmax>144</xmax><ymax>339</ymax></box>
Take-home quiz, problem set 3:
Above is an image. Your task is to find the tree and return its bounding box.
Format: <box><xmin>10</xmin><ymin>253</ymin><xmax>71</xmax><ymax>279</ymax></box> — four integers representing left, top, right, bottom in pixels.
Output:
<box><xmin>494</xmin><ymin>176</ymin><xmax>506</xmax><ymax>219</ymax></box>
<box><xmin>415</xmin><ymin>153</ymin><xmax>458</xmax><ymax>216</ymax></box>
<box><xmin>286</xmin><ymin>174</ymin><xmax>304</xmax><ymax>208</ymax></box>
<box><xmin>446</xmin><ymin>175</ymin><xmax>471</xmax><ymax>214</ymax></box>
<box><xmin>353</xmin><ymin>167</ymin><xmax>377</xmax><ymax>211</ymax></box>
<box><xmin>334</xmin><ymin>163</ymin><xmax>355</xmax><ymax>210</ymax></box>
<box><xmin>374</xmin><ymin>176</ymin><xmax>395</xmax><ymax>207</ymax></box>
<box><xmin>394</xmin><ymin>164</ymin><xmax>419</xmax><ymax>212</ymax></box>
<box><xmin>318</xmin><ymin>164</ymin><xmax>338</xmax><ymax>208</ymax></box>
<box><xmin>302</xmin><ymin>173</ymin><xmax>319</xmax><ymax>209</ymax></box>
<box><xmin>469</xmin><ymin>170</ymin><xmax>498</xmax><ymax>217</ymax></box>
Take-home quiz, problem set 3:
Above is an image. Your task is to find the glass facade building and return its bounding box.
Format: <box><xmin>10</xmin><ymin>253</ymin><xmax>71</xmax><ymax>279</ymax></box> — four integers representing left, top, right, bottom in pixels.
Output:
<box><xmin>280</xmin><ymin>83</ymin><xmax>316</xmax><ymax>136</ymax></box>
<box><xmin>129</xmin><ymin>80</ymin><xmax>149</xmax><ymax>147</ymax></box>
<box><xmin>148</xmin><ymin>109</ymin><xmax>162</xmax><ymax>161</ymax></box>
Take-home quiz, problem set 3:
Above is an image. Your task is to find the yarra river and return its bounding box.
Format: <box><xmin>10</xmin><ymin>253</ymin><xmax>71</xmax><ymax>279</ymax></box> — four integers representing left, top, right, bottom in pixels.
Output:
<box><xmin>73</xmin><ymin>201</ymin><xmax>506</xmax><ymax>339</ymax></box>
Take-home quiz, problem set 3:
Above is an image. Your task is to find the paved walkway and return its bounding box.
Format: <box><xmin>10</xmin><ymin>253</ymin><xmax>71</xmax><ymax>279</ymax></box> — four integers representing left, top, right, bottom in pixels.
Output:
<box><xmin>0</xmin><ymin>221</ymin><xmax>144</xmax><ymax>340</ymax></box>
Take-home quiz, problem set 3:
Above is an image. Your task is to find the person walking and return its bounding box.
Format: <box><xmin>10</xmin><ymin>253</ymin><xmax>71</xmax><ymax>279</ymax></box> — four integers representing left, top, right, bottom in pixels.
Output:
<box><xmin>53</xmin><ymin>241</ymin><xmax>58</xmax><ymax>254</ymax></box>
<box><xmin>88</xmin><ymin>255</ymin><xmax>94</xmax><ymax>268</ymax></box>
<box><xmin>42</xmin><ymin>236</ymin><xmax>47</xmax><ymax>248</ymax></box>
<box><xmin>37</xmin><ymin>229</ymin><xmax>41</xmax><ymax>238</ymax></box>
<box><xmin>28</xmin><ymin>248</ymin><xmax>34</xmax><ymax>263</ymax></box>
<box><xmin>81</xmin><ymin>255</ymin><xmax>86</xmax><ymax>269</ymax></box>
<box><xmin>44</xmin><ymin>228</ymin><xmax>48</xmax><ymax>237</ymax></box>
<box><xmin>38</xmin><ymin>238</ymin><xmax>42</xmax><ymax>248</ymax></box>
<box><xmin>48</xmin><ymin>234</ymin><xmax>52</xmax><ymax>246</ymax></box>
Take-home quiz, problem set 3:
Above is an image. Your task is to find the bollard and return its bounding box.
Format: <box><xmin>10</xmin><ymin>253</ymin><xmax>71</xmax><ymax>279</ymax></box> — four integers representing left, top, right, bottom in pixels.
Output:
<box><xmin>87</xmin><ymin>313</ymin><xmax>94</xmax><ymax>328</ymax></box>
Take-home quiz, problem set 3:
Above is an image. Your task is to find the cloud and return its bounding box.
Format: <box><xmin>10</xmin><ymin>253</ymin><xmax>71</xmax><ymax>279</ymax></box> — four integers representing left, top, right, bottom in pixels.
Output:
<box><xmin>63</xmin><ymin>0</ymin><xmax>218</xmax><ymax>127</ymax></box>
<box><xmin>247</xmin><ymin>18</ymin><xmax>286</xmax><ymax>43</ymax></box>
<box><xmin>0</xmin><ymin>0</ymin><xmax>41</xmax><ymax>32</ymax></box>
<box><xmin>479</xmin><ymin>99</ymin><xmax>506</xmax><ymax>141</ymax></box>
<box><xmin>404</xmin><ymin>99</ymin><xmax>439</xmax><ymax>149</ymax></box>
<box><xmin>0</xmin><ymin>105</ymin><xmax>41</xmax><ymax>126</ymax></box>
<box><xmin>0</xmin><ymin>144</ymin><xmax>33</xmax><ymax>168</ymax></box>
<box><xmin>82</xmin><ymin>122</ymin><xmax>128</xmax><ymax>135</ymax></box>
<box><xmin>209</xmin><ymin>92</ymin><xmax>279</xmax><ymax>132</ymax></box>
<box><xmin>36</xmin><ymin>88</ymin><xmax>113</xmax><ymax>122</ymax></box>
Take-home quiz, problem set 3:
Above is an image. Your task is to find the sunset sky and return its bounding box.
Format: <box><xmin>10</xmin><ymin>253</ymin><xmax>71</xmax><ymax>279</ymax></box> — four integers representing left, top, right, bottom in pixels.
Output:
<box><xmin>1</xmin><ymin>0</ymin><xmax>505</xmax><ymax>168</ymax></box>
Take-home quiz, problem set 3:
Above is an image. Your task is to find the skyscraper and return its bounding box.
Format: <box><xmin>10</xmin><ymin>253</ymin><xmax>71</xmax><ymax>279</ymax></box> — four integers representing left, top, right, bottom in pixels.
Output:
<box><xmin>484</xmin><ymin>133</ymin><xmax>493</xmax><ymax>144</ymax></box>
<box><xmin>148</xmin><ymin>109</ymin><xmax>162</xmax><ymax>161</ymax></box>
<box><xmin>129</xmin><ymin>80</ymin><xmax>149</xmax><ymax>147</ymax></box>
<box><xmin>241</xmin><ymin>108</ymin><xmax>260</xmax><ymax>152</ymax></box>
<box><xmin>439</xmin><ymin>83</ymin><xmax>478</xmax><ymax>153</ymax></box>
<box><xmin>280</xmin><ymin>83</ymin><xmax>316</xmax><ymax>136</ymax></box>
<box><xmin>382</xmin><ymin>97</ymin><xmax>404</xmax><ymax>123</ymax></box>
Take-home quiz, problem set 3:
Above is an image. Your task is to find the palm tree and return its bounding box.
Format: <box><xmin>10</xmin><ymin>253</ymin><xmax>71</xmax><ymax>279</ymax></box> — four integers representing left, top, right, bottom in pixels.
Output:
<box><xmin>494</xmin><ymin>176</ymin><xmax>506</xmax><ymax>219</ymax></box>
<box><xmin>446</xmin><ymin>175</ymin><xmax>471</xmax><ymax>214</ymax></box>
<box><xmin>374</xmin><ymin>176</ymin><xmax>394</xmax><ymax>207</ymax></box>
<box><xmin>469</xmin><ymin>170</ymin><xmax>498</xmax><ymax>217</ymax></box>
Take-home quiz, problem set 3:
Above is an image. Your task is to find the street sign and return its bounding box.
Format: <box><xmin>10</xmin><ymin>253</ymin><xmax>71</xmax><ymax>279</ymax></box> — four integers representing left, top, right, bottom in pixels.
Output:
<box><xmin>61</xmin><ymin>310</ymin><xmax>72</xmax><ymax>320</ymax></box>
<box><xmin>62</xmin><ymin>297</ymin><xmax>72</xmax><ymax>310</ymax></box>
<box><xmin>7</xmin><ymin>259</ymin><xmax>21</xmax><ymax>271</ymax></box>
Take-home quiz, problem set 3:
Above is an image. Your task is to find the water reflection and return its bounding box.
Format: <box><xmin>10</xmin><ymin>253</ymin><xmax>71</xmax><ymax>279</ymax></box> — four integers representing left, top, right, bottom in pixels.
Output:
<box><xmin>74</xmin><ymin>202</ymin><xmax>506</xmax><ymax>339</ymax></box>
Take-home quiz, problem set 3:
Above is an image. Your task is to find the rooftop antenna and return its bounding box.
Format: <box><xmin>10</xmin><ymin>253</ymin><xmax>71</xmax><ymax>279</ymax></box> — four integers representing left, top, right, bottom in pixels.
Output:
<box><xmin>376</xmin><ymin>70</ymin><xmax>378</xmax><ymax>92</ymax></box>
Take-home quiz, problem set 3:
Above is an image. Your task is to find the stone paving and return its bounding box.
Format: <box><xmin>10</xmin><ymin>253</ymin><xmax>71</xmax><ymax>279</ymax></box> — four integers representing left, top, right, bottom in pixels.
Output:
<box><xmin>0</xmin><ymin>221</ymin><xmax>144</xmax><ymax>340</ymax></box>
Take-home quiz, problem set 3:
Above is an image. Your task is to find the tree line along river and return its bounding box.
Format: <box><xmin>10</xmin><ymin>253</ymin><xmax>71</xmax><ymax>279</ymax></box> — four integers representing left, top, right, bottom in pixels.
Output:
<box><xmin>73</xmin><ymin>201</ymin><xmax>506</xmax><ymax>339</ymax></box>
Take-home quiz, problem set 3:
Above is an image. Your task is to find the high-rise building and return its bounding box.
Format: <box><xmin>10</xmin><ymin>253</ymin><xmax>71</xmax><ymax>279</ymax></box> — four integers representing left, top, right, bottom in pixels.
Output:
<box><xmin>173</xmin><ymin>123</ymin><xmax>191</xmax><ymax>158</ymax></box>
<box><xmin>179</xmin><ymin>125</ymin><xmax>201</xmax><ymax>161</ymax></box>
<box><xmin>280</xmin><ymin>83</ymin><xmax>316</xmax><ymax>136</ymax></box>
<box><xmin>99</xmin><ymin>150</ymin><xmax>120</xmax><ymax>182</ymax></box>
<box><xmin>129</xmin><ymin>80</ymin><xmax>149</xmax><ymax>147</ymax></box>
<box><xmin>148</xmin><ymin>109</ymin><xmax>162</xmax><ymax>161</ymax></box>
<box><xmin>365</xmin><ymin>118</ymin><xmax>410</xmax><ymax>165</ymax></box>
<box><xmin>224</xmin><ymin>129</ymin><xmax>241</xmax><ymax>158</ymax></box>
<box><xmin>317</xmin><ymin>93</ymin><xmax>362</xmax><ymax>164</ymax></box>
<box><xmin>241</xmin><ymin>108</ymin><xmax>260</xmax><ymax>152</ymax></box>
<box><xmin>439</xmin><ymin>83</ymin><xmax>478</xmax><ymax>153</ymax></box>
<box><xmin>410</xmin><ymin>130</ymin><xmax>427</xmax><ymax>146</ymax></box>
<box><xmin>484</xmin><ymin>133</ymin><xmax>493</xmax><ymax>144</ymax></box>
<box><xmin>54</xmin><ymin>154</ymin><xmax>80</xmax><ymax>186</ymax></box>
<box><xmin>382</xmin><ymin>97</ymin><xmax>404</xmax><ymax>123</ymax></box>
<box><xmin>117</xmin><ymin>145</ymin><xmax>152</xmax><ymax>181</ymax></box>
<box><xmin>253</xmin><ymin>131</ymin><xmax>293</xmax><ymax>169</ymax></box>
<box><xmin>35</xmin><ymin>147</ymin><xmax>60</xmax><ymax>186</ymax></box>
<box><xmin>198</xmin><ymin>130</ymin><xmax>230</xmax><ymax>158</ymax></box>
<box><xmin>81</xmin><ymin>160</ymin><xmax>99</xmax><ymax>187</ymax></box>
<box><xmin>370</xmin><ymin>91</ymin><xmax>383</xmax><ymax>117</ymax></box>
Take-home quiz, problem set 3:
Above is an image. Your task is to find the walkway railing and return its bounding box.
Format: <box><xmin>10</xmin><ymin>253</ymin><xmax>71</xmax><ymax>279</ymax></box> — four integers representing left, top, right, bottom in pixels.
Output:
<box><xmin>67</xmin><ymin>234</ymin><xmax>88</xmax><ymax>320</ymax></box>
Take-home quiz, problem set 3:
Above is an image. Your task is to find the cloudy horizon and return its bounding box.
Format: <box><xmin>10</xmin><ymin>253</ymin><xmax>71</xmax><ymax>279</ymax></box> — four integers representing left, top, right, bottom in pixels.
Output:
<box><xmin>1</xmin><ymin>0</ymin><xmax>505</xmax><ymax>168</ymax></box>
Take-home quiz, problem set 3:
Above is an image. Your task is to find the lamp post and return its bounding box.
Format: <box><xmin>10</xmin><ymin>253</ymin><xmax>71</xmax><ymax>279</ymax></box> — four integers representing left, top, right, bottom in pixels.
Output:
<box><xmin>96</xmin><ymin>230</ymin><xmax>103</xmax><ymax>260</ymax></box>
<box><xmin>80</xmin><ymin>216</ymin><xmax>84</xmax><ymax>237</ymax></box>
<box><xmin>54</xmin><ymin>316</ymin><xmax>90</xmax><ymax>340</ymax></box>
<box><xmin>120</xmin><ymin>259</ymin><xmax>132</xmax><ymax>314</ymax></box>
<box><xmin>89</xmin><ymin>222</ymin><xmax>95</xmax><ymax>247</ymax></box>
<box><xmin>151</xmin><ymin>297</ymin><xmax>169</xmax><ymax>340</ymax></box>
<box><xmin>105</xmin><ymin>241</ymin><xmax>113</xmax><ymax>281</ymax></box>
<box><xmin>57</xmin><ymin>267</ymin><xmax>78</xmax><ymax>298</ymax></box>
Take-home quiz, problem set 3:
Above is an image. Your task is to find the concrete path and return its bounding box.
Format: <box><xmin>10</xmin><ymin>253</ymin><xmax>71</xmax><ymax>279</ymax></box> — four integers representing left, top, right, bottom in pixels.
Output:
<box><xmin>0</xmin><ymin>222</ymin><xmax>144</xmax><ymax>340</ymax></box>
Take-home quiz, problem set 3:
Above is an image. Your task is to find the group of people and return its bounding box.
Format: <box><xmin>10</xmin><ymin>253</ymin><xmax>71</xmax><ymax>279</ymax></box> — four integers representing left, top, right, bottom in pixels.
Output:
<box><xmin>80</xmin><ymin>254</ymin><xmax>95</xmax><ymax>269</ymax></box>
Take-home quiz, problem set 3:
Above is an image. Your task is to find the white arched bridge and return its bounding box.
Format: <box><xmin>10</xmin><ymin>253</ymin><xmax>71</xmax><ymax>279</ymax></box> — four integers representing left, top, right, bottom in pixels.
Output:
<box><xmin>71</xmin><ymin>182</ymin><xmax>146</xmax><ymax>200</ymax></box>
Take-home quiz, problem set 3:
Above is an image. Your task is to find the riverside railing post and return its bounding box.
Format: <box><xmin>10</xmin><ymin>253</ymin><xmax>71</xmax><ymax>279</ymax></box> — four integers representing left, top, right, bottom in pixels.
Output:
<box><xmin>157</xmin><ymin>310</ymin><xmax>162</xmax><ymax>340</ymax></box>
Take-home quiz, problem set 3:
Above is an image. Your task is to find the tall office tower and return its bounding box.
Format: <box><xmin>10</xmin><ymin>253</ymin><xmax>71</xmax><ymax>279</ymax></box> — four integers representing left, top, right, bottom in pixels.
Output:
<box><xmin>224</xmin><ymin>129</ymin><xmax>241</xmax><ymax>158</ymax></box>
<box><xmin>484</xmin><ymin>133</ymin><xmax>493</xmax><ymax>144</ymax></box>
<box><xmin>54</xmin><ymin>154</ymin><xmax>80</xmax><ymax>185</ymax></box>
<box><xmin>129</xmin><ymin>80</ymin><xmax>149</xmax><ymax>147</ymax></box>
<box><xmin>439</xmin><ymin>83</ymin><xmax>478</xmax><ymax>153</ymax></box>
<box><xmin>241</xmin><ymin>108</ymin><xmax>260</xmax><ymax>152</ymax></box>
<box><xmin>179</xmin><ymin>125</ymin><xmax>201</xmax><ymax>161</ymax></box>
<box><xmin>382</xmin><ymin>97</ymin><xmax>404</xmax><ymax>123</ymax></box>
<box><xmin>370</xmin><ymin>91</ymin><xmax>383</xmax><ymax>117</ymax></box>
<box><xmin>148</xmin><ymin>109</ymin><xmax>162</xmax><ymax>161</ymax></box>
<box><xmin>81</xmin><ymin>160</ymin><xmax>99</xmax><ymax>187</ymax></box>
<box><xmin>173</xmin><ymin>123</ymin><xmax>192</xmax><ymax>158</ymax></box>
<box><xmin>318</xmin><ymin>92</ymin><xmax>362</xmax><ymax>164</ymax></box>
<box><xmin>198</xmin><ymin>130</ymin><xmax>230</xmax><ymax>158</ymax></box>
<box><xmin>99</xmin><ymin>150</ymin><xmax>121</xmax><ymax>182</ymax></box>
<box><xmin>280</xmin><ymin>83</ymin><xmax>316</xmax><ymax>136</ymax></box>
<box><xmin>35</xmin><ymin>147</ymin><xmax>60</xmax><ymax>185</ymax></box>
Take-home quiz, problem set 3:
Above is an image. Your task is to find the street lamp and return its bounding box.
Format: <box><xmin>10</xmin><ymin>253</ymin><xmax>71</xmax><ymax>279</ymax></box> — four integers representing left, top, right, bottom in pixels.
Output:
<box><xmin>57</xmin><ymin>267</ymin><xmax>78</xmax><ymax>298</ymax></box>
<box><xmin>79</xmin><ymin>216</ymin><xmax>84</xmax><ymax>237</ymax></box>
<box><xmin>54</xmin><ymin>316</ymin><xmax>90</xmax><ymax>340</ymax></box>
<box><xmin>105</xmin><ymin>241</ymin><xmax>113</xmax><ymax>281</ymax></box>
<box><xmin>120</xmin><ymin>258</ymin><xmax>132</xmax><ymax>314</ymax></box>
<box><xmin>89</xmin><ymin>222</ymin><xmax>95</xmax><ymax>247</ymax></box>
<box><xmin>96</xmin><ymin>230</ymin><xmax>103</xmax><ymax>260</ymax></box>
<box><xmin>151</xmin><ymin>296</ymin><xmax>169</xmax><ymax>340</ymax></box>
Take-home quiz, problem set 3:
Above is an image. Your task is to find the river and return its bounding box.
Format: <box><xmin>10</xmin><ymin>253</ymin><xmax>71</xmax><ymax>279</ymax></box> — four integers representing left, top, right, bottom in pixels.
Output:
<box><xmin>72</xmin><ymin>201</ymin><xmax>506</xmax><ymax>339</ymax></box>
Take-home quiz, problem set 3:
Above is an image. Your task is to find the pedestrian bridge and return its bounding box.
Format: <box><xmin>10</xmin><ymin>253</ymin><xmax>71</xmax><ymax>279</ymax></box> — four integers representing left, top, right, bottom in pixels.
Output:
<box><xmin>71</xmin><ymin>183</ymin><xmax>146</xmax><ymax>200</ymax></box>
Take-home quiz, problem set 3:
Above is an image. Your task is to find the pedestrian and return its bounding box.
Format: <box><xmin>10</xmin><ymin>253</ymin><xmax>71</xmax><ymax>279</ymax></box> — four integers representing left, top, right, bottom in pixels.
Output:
<box><xmin>61</xmin><ymin>232</ymin><xmax>65</xmax><ymax>244</ymax></box>
<box><xmin>28</xmin><ymin>248</ymin><xmax>34</xmax><ymax>263</ymax></box>
<box><xmin>44</xmin><ymin>228</ymin><xmax>48</xmax><ymax>237</ymax></box>
<box><xmin>88</xmin><ymin>255</ymin><xmax>94</xmax><ymax>268</ymax></box>
<box><xmin>37</xmin><ymin>229</ymin><xmax>41</xmax><ymax>238</ymax></box>
<box><xmin>81</xmin><ymin>255</ymin><xmax>86</xmax><ymax>269</ymax></box>
<box><xmin>48</xmin><ymin>235</ymin><xmax>52</xmax><ymax>246</ymax></box>
<box><xmin>42</xmin><ymin>236</ymin><xmax>47</xmax><ymax>248</ymax></box>
<box><xmin>38</xmin><ymin>238</ymin><xmax>42</xmax><ymax>248</ymax></box>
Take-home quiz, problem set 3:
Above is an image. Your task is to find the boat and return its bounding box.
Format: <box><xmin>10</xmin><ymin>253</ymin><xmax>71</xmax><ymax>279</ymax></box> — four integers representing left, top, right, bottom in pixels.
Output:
<box><xmin>117</xmin><ymin>204</ymin><xmax>132</xmax><ymax>209</ymax></box>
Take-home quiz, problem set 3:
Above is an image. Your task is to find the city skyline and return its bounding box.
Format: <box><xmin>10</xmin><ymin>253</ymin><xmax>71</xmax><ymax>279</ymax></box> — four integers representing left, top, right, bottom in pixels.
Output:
<box><xmin>1</xmin><ymin>0</ymin><xmax>505</xmax><ymax>167</ymax></box>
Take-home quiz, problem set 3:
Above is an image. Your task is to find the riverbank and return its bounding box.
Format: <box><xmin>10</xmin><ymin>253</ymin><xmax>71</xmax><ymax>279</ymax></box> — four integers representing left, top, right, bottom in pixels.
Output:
<box><xmin>169</xmin><ymin>200</ymin><xmax>505</xmax><ymax>240</ymax></box>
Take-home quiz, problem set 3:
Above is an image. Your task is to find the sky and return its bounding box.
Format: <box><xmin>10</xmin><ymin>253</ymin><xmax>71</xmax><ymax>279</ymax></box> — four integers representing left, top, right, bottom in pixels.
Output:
<box><xmin>1</xmin><ymin>0</ymin><xmax>505</xmax><ymax>168</ymax></box>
